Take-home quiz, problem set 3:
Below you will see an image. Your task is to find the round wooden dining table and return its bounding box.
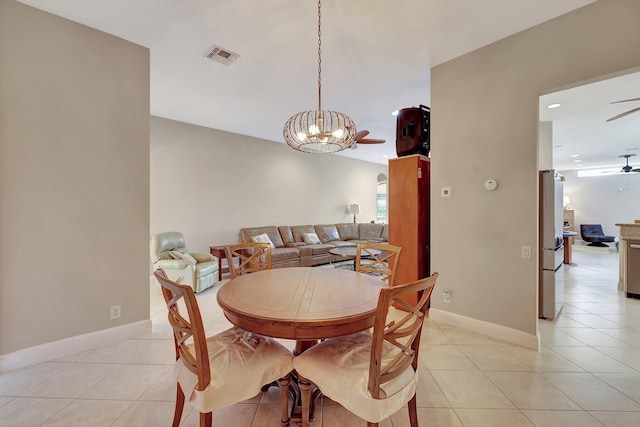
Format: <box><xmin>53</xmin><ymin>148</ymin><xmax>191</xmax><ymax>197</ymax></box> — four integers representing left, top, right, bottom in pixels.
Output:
<box><xmin>217</xmin><ymin>267</ymin><xmax>385</xmax><ymax>353</ymax></box>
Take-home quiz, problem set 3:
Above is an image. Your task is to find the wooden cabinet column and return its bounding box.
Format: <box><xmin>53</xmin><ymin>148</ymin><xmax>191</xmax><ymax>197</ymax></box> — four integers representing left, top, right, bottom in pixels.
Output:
<box><xmin>388</xmin><ymin>154</ymin><xmax>430</xmax><ymax>304</ymax></box>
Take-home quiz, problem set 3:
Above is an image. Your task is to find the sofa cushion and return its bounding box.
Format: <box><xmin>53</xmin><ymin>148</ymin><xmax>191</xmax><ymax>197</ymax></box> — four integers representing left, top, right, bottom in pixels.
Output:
<box><xmin>329</xmin><ymin>240</ymin><xmax>357</xmax><ymax>248</ymax></box>
<box><xmin>381</xmin><ymin>224</ymin><xmax>388</xmax><ymax>241</ymax></box>
<box><xmin>278</xmin><ymin>226</ymin><xmax>295</xmax><ymax>245</ymax></box>
<box><xmin>336</xmin><ymin>223</ymin><xmax>359</xmax><ymax>241</ymax></box>
<box><xmin>292</xmin><ymin>225</ymin><xmax>316</xmax><ymax>243</ymax></box>
<box><xmin>251</xmin><ymin>233</ymin><xmax>276</xmax><ymax>249</ymax></box>
<box><xmin>306</xmin><ymin>244</ymin><xmax>335</xmax><ymax>255</ymax></box>
<box><xmin>315</xmin><ymin>224</ymin><xmax>341</xmax><ymax>243</ymax></box>
<box><xmin>271</xmin><ymin>247</ymin><xmax>300</xmax><ymax>262</ymax></box>
<box><xmin>302</xmin><ymin>233</ymin><xmax>321</xmax><ymax>245</ymax></box>
<box><xmin>359</xmin><ymin>223</ymin><xmax>384</xmax><ymax>241</ymax></box>
<box><xmin>240</xmin><ymin>226</ymin><xmax>285</xmax><ymax>248</ymax></box>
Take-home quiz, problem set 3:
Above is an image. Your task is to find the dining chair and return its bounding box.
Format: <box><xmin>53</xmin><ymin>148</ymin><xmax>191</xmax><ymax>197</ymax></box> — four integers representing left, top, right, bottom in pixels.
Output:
<box><xmin>153</xmin><ymin>269</ymin><xmax>293</xmax><ymax>427</ymax></box>
<box><xmin>355</xmin><ymin>242</ymin><xmax>402</xmax><ymax>286</ymax></box>
<box><xmin>293</xmin><ymin>272</ymin><xmax>438</xmax><ymax>427</ymax></box>
<box><xmin>224</xmin><ymin>242</ymin><xmax>272</xmax><ymax>279</ymax></box>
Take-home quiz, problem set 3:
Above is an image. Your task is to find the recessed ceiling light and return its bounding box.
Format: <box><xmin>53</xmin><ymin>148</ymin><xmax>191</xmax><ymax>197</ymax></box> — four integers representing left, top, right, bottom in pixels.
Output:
<box><xmin>382</xmin><ymin>155</ymin><xmax>388</xmax><ymax>158</ymax></box>
<box><xmin>391</xmin><ymin>111</ymin><xmax>399</xmax><ymax>116</ymax></box>
<box><xmin>573</xmin><ymin>159</ymin><xmax>581</xmax><ymax>162</ymax></box>
<box><xmin>571</xmin><ymin>154</ymin><xmax>580</xmax><ymax>157</ymax></box>
<box><xmin>547</xmin><ymin>103</ymin><xmax>561</xmax><ymax>109</ymax></box>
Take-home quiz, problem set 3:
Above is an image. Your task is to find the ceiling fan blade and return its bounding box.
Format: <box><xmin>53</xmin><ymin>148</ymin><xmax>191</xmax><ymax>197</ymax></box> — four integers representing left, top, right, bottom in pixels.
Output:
<box><xmin>355</xmin><ymin>130</ymin><xmax>369</xmax><ymax>140</ymax></box>
<box><xmin>606</xmin><ymin>106</ymin><xmax>640</xmax><ymax>122</ymax></box>
<box><xmin>356</xmin><ymin>138</ymin><xmax>385</xmax><ymax>144</ymax></box>
<box><xmin>633</xmin><ymin>168</ymin><xmax>640</xmax><ymax>173</ymax></box>
<box><xmin>611</xmin><ymin>97</ymin><xmax>640</xmax><ymax>104</ymax></box>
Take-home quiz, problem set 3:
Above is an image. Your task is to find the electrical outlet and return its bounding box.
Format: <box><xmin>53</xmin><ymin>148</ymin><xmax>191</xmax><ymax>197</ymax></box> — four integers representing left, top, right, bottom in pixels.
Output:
<box><xmin>443</xmin><ymin>290</ymin><xmax>452</xmax><ymax>303</ymax></box>
<box><xmin>521</xmin><ymin>246</ymin><xmax>531</xmax><ymax>259</ymax></box>
<box><xmin>110</xmin><ymin>305</ymin><xmax>121</xmax><ymax>320</ymax></box>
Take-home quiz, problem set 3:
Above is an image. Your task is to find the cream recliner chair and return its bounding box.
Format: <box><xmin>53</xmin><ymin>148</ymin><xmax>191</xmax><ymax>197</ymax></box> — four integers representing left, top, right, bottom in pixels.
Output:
<box><xmin>150</xmin><ymin>232</ymin><xmax>219</xmax><ymax>293</ymax></box>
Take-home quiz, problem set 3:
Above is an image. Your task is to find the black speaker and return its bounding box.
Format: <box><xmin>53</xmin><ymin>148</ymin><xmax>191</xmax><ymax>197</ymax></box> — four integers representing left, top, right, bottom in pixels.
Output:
<box><xmin>396</xmin><ymin>105</ymin><xmax>430</xmax><ymax>157</ymax></box>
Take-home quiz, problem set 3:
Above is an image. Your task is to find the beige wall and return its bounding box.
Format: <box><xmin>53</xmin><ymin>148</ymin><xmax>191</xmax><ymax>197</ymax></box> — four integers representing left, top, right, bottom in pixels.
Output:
<box><xmin>150</xmin><ymin>117</ymin><xmax>387</xmax><ymax>253</ymax></box>
<box><xmin>0</xmin><ymin>1</ymin><xmax>150</xmax><ymax>354</ymax></box>
<box><xmin>562</xmin><ymin>170</ymin><xmax>640</xmax><ymax>238</ymax></box>
<box><xmin>430</xmin><ymin>0</ymin><xmax>640</xmax><ymax>335</ymax></box>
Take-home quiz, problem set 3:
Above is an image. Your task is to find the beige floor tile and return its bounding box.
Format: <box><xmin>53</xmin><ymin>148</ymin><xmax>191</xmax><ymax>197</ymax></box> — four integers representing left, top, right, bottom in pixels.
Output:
<box><xmin>593</xmin><ymin>373</ymin><xmax>640</xmax><ymax>402</ymax></box>
<box><xmin>420</xmin><ymin>324</ymin><xmax>454</xmax><ymax>345</ymax></box>
<box><xmin>485</xmin><ymin>371</ymin><xmax>580</xmax><ymax>410</ymax></box>
<box><xmin>436</xmin><ymin>325</ymin><xmax>498</xmax><ymax>345</ymax></box>
<box><xmin>550</xmin><ymin>346</ymin><xmax>636</xmax><ymax>373</ymax></box>
<box><xmin>321</xmin><ymin>403</ymin><xmax>392</xmax><ymax>427</ymax></box>
<box><xmin>589</xmin><ymin>411</ymin><xmax>640</xmax><ymax>426</ymax></box>
<box><xmin>500</xmin><ymin>344</ymin><xmax>583</xmax><ymax>372</ymax></box>
<box><xmin>415</xmin><ymin>366</ymin><xmax>451</xmax><ymax>408</ymax></box>
<box><xmin>392</xmin><ymin>407</ymin><xmax>462</xmax><ymax>427</ymax></box>
<box><xmin>457</xmin><ymin>345</ymin><xmax>530</xmax><ymax>371</ymax></box>
<box><xmin>81</xmin><ymin>364</ymin><xmax>167</xmax><ymax>400</ymax></box>
<box><xmin>0</xmin><ymin>362</ymin><xmax>70</xmax><ymax>396</ymax></box>
<box><xmin>555</xmin><ymin>327</ymin><xmax>630</xmax><ymax>346</ymax></box>
<box><xmin>252</xmin><ymin>403</ymin><xmax>291</xmax><ymax>427</ymax></box>
<box><xmin>42</xmin><ymin>399</ymin><xmax>132</xmax><ymax>426</ymax></box>
<box><xmin>111</xmin><ymin>400</ymin><xmax>181</xmax><ymax>426</ymax></box>
<box><xmin>138</xmin><ymin>366</ymin><xmax>179</xmax><ymax>401</ymax></box>
<box><xmin>78</xmin><ymin>338</ymin><xmax>175</xmax><ymax>365</ymax></box>
<box><xmin>431</xmin><ymin>370</ymin><xmax>514</xmax><ymax>409</ymax></box>
<box><xmin>420</xmin><ymin>345</ymin><xmax>478</xmax><ymax>370</ymax></box>
<box><xmin>0</xmin><ymin>397</ymin><xmax>72</xmax><ymax>426</ymax></box>
<box><xmin>539</xmin><ymin>329</ymin><xmax>588</xmax><ymax>347</ymax></box>
<box><xmin>454</xmin><ymin>408</ymin><xmax>534</xmax><ymax>426</ymax></box>
<box><xmin>540</xmin><ymin>372</ymin><xmax>640</xmax><ymax>411</ymax></box>
<box><xmin>562</xmin><ymin>313</ymin><xmax>622</xmax><ymax>329</ymax></box>
<box><xmin>0</xmin><ymin>397</ymin><xmax>12</xmax><ymax>407</ymax></box>
<box><xmin>521</xmin><ymin>409</ymin><xmax>604</xmax><ymax>426</ymax></box>
<box><xmin>594</xmin><ymin>346</ymin><xmax>640</xmax><ymax>371</ymax></box>
<box><xmin>21</xmin><ymin>363</ymin><xmax>119</xmax><ymax>398</ymax></box>
<box><xmin>179</xmin><ymin>402</ymin><xmax>257</xmax><ymax>427</ymax></box>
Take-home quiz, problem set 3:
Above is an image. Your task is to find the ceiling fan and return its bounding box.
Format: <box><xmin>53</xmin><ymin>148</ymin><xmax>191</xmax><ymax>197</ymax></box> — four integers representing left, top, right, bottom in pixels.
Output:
<box><xmin>606</xmin><ymin>98</ymin><xmax>640</xmax><ymax>122</ymax></box>
<box><xmin>350</xmin><ymin>129</ymin><xmax>385</xmax><ymax>149</ymax></box>
<box><xmin>619</xmin><ymin>154</ymin><xmax>640</xmax><ymax>173</ymax></box>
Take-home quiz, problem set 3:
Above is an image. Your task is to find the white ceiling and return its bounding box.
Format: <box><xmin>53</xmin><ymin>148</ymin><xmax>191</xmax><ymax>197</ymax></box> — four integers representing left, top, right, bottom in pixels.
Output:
<box><xmin>19</xmin><ymin>0</ymin><xmax>599</xmax><ymax>165</ymax></box>
<box><xmin>540</xmin><ymin>71</ymin><xmax>640</xmax><ymax>173</ymax></box>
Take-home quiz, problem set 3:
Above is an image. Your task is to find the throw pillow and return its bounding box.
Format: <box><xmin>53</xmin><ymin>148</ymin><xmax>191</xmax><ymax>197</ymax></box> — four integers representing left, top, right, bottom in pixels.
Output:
<box><xmin>169</xmin><ymin>250</ymin><xmax>197</xmax><ymax>266</ymax></box>
<box><xmin>302</xmin><ymin>232</ymin><xmax>321</xmax><ymax>245</ymax></box>
<box><xmin>251</xmin><ymin>233</ymin><xmax>275</xmax><ymax>249</ymax></box>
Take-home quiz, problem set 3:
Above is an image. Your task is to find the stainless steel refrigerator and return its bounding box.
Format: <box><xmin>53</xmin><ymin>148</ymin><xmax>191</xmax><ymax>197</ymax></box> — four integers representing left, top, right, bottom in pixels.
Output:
<box><xmin>539</xmin><ymin>170</ymin><xmax>564</xmax><ymax>319</ymax></box>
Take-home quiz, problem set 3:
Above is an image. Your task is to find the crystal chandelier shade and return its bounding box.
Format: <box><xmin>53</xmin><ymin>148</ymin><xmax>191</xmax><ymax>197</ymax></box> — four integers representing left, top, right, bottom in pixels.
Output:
<box><xmin>283</xmin><ymin>110</ymin><xmax>356</xmax><ymax>153</ymax></box>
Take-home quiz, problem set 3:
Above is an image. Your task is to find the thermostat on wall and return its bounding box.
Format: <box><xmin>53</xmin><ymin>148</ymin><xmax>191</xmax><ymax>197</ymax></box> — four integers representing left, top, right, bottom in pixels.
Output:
<box><xmin>484</xmin><ymin>179</ymin><xmax>498</xmax><ymax>191</ymax></box>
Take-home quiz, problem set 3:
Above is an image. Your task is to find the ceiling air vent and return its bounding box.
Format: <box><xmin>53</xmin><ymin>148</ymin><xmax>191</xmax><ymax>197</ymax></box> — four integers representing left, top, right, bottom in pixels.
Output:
<box><xmin>203</xmin><ymin>44</ymin><xmax>240</xmax><ymax>65</ymax></box>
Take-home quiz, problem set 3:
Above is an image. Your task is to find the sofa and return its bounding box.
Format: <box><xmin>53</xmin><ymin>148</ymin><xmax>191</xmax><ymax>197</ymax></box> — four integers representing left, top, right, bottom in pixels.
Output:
<box><xmin>239</xmin><ymin>223</ymin><xmax>388</xmax><ymax>268</ymax></box>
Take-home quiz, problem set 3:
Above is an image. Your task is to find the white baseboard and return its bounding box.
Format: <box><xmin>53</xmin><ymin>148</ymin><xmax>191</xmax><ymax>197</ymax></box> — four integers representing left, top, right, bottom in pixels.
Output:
<box><xmin>0</xmin><ymin>320</ymin><xmax>152</xmax><ymax>373</ymax></box>
<box><xmin>429</xmin><ymin>309</ymin><xmax>540</xmax><ymax>350</ymax></box>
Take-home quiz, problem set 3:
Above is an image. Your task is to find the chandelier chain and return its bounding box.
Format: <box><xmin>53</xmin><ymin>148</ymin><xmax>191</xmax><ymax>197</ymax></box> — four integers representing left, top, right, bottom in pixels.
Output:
<box><xmin>317</xmin><ymin>0</ymin><xmax>322</xmax><ymax>112</ymax></box>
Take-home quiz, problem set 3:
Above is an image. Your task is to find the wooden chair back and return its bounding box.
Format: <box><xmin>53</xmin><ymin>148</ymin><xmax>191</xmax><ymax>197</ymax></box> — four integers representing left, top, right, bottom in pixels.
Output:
<box><xmin>224</xmin><ymin>242</ymin><xmax>272</xmax><ymax>279</ymax></box>
<box><xmin>368</xmin><ymin>273</ymin><xmax>438</xmax><ymax>398</ymax></box>
<box><xmin>154</xmin><ymin>269</ymin><xmax>211</xmax><ymax>392</ymax></box>
<box><xmin>355</xmin><ymin>243</ymin><xmax>402</xmax><ymax>286</ymax></box>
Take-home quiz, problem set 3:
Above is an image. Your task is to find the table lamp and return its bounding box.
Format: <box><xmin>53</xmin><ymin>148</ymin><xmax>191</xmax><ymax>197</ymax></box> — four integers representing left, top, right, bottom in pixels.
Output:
<box><xmin>348</xmin><ymin>203</ymin><xmax>360</xmax><ymax>223</ymax></box>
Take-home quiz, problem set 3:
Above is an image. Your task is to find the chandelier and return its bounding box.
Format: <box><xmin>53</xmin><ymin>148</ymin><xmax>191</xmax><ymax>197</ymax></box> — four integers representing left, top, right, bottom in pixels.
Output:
<box><xmin>283</xmin><ymin>0</ymin><xmax>356</xmax><ymax>153</ymax></box>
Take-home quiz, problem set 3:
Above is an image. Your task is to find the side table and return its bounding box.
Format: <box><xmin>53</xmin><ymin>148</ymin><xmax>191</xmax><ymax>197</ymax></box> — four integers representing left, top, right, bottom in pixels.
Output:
<box><xmin>209</xmin><ymin>245</ymin><xmax>230</xmax><ymax>281</ymax></box>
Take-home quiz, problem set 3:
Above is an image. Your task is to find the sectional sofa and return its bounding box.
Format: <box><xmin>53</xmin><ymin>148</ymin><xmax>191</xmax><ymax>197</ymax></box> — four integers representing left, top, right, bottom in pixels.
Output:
<box><xmin>239</xmin><ymin>222</ymin><xmax>388</xmax><ymax>268</ymax></box>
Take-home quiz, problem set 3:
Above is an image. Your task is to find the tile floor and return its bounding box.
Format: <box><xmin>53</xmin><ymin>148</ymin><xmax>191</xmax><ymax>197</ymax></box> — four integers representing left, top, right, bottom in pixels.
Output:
<box><xmin>2</xmin><ymin>250</ymin><xmax>640</xmax><ymax>426</ymax></box>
